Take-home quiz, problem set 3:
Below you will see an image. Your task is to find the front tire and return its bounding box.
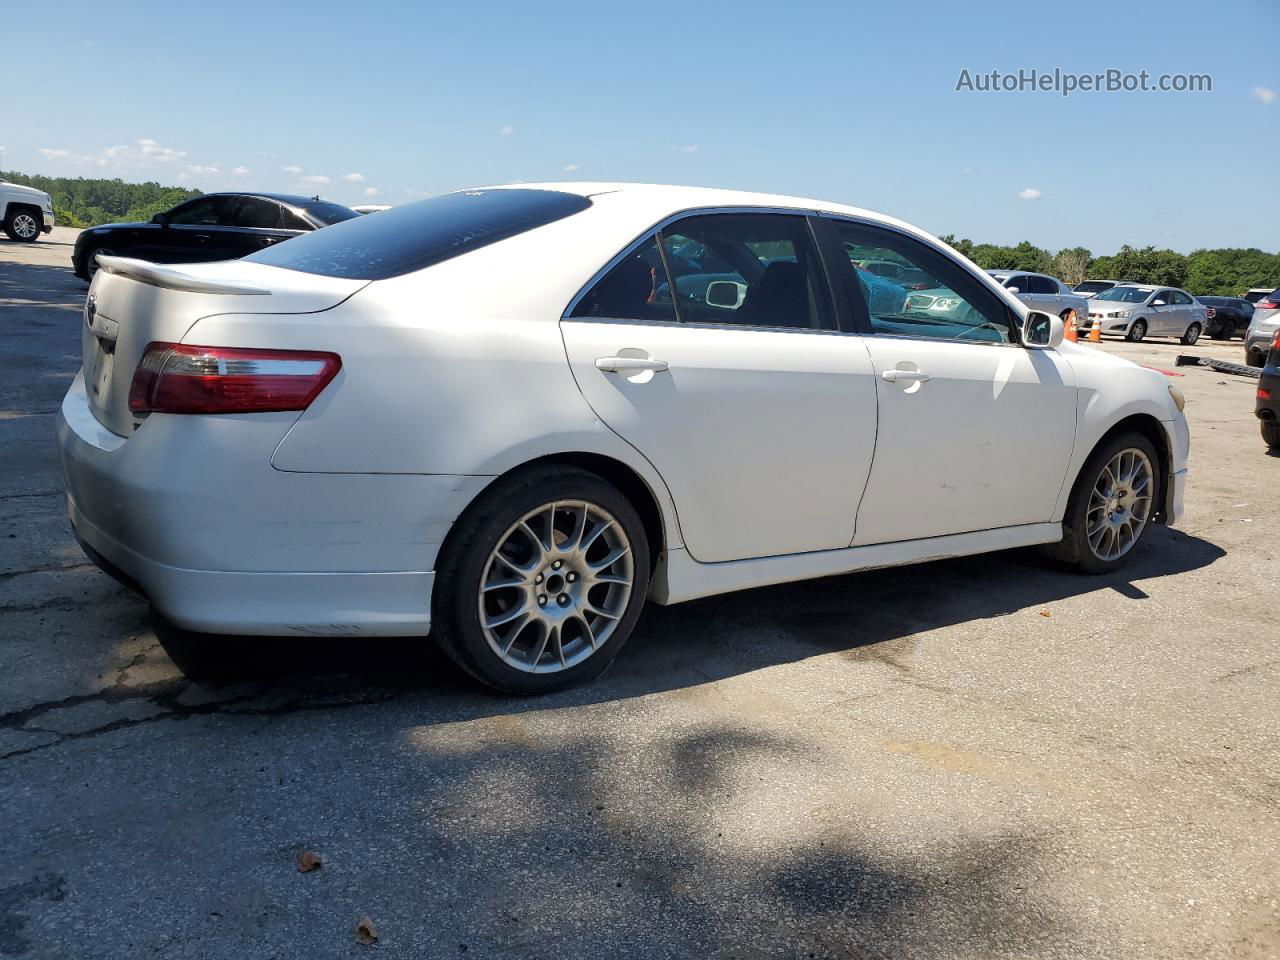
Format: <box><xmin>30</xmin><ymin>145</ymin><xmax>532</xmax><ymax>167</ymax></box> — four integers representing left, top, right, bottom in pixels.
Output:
<box><xmin>1264</xmin><ymin>423</ymin><xmax>1280</xmax><ymax>450</ymax></box>
<box><xmin>1044</xmin><ymin>432</ymin><xmax>1160</xmax><ymax>574</ymax></box>
<box><xmin>1180</xmin><ymin>322</ymin><xmax>1202</xmax><ymax>346</ymax></box>
<box><xmin>1126</xmin><ymin>319</ymin><xmax>1147</xmax><ymax>342</ymax></box>
<box><xmin>3</xmin><ymin>207</ymin><xmax>41</xmax><ymax>243</ymax></box>
<box><xmin>431</xmin><ymin>465</ymin><xmax>650</xmax><ymax>694</ymax></box>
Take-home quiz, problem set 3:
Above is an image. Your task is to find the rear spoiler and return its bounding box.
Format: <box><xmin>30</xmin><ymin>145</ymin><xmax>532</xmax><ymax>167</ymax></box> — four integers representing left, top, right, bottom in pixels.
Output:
<box><xmin>94</xmin><ymin>256</ymin><xmax>273</xmax><ymax>296</ymax></box>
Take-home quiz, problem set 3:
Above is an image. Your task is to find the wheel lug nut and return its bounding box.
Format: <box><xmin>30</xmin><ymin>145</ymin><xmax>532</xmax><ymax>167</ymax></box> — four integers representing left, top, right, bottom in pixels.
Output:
<box><xmin>538</xmin><ymin>595</ymin><xmax>547</xmax><ymax>606</ymax></box>
<box><xmin>558</xmin><ymin>594</ymin><xmax>569</xmax><ymax>606</ymax></box>
<box><xmin>567</xmin><ymin>572</ymin><xmax>577</xmax><ymax>583</ymax></box>
<box><xmin>553</xmin><ymin>560</ymin><xmax>563</xmax><ymax>570</ymax></box>
<box><xmin>535</xmin><ymin>574</ymin><xmax>543</xmax><ymax>584</ymax></box>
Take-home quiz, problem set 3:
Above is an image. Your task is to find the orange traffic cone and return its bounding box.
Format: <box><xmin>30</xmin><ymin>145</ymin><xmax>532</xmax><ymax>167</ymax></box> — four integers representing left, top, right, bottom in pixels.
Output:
<box><xmin>1064</xmin><ymin>311</ymin><xmax>1078</xmax><ymax>342</ymax></box>
<box><xmin>1088</xmin><ymin>321</ymin><xmax>1101</xmax><ymax>343</ymax></box>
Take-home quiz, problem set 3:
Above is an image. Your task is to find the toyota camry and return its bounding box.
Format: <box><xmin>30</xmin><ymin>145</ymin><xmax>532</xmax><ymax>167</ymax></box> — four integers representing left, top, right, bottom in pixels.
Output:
<box><xmin>57</xmin><ymin>184</ymin><xmax>1190</xmax><ymax>693</ymax></box>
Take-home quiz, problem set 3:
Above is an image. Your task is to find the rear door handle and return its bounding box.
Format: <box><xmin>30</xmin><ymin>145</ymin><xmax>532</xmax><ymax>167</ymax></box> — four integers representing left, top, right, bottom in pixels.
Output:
<box><xmin>881</xmin><ymin>369</ymin><xmax>930</xmax><ymax>383</ymax></box>
<box><xmin>595</xmin><ymin>357</ymin><xmax>670</xmax><ymax>373</ymax></box>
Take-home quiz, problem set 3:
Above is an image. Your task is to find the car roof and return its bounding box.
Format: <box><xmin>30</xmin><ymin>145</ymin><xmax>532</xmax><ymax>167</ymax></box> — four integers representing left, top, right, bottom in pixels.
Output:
<box><xmin>205</xmin><ymin>191</ymin><xmax>329</xmax><ymax>206</ymax></box>
<box><xmin>482</xmin><ymin>181</ymin><xmax>935</xmax><ymax>237</ymax></box>
<box><xmin>988</xmin><ymin>269</ymin><xmax>1053</xmax><ymax>279</ymax></box>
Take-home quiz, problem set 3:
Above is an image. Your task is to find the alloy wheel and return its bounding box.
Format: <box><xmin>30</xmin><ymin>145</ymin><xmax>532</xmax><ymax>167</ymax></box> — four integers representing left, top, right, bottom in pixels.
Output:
<box><xmin>1086</xmin><ymin>448</ymin><xmax>1154</xmax><ymax>561</ymax></box>
<box><xmin>12</xmin><ymin>213</ymin><xmax>38</xmax><ymax>239</ymax></box>
<box><xmin>477</xmin><ymin>500</ymin><xmax>634</xmax><ymax>673</ymax></box>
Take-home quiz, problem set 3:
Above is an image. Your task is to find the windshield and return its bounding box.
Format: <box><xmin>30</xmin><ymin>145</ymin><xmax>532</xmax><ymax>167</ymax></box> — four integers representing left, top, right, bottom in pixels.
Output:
<box><xmin>1094</xmin><ymin>286</ymin><xmax>1153</xmax><ymax>303</ymax></box>
<box><xmin>1074</xmin><ymin>281</ymin><xmax>1113</xmax><ymax>293</ymax></box>
<box><xmin>246</xmin><ymin>188</ymin><xmax>592</xmax><ymax>280</ymax></box>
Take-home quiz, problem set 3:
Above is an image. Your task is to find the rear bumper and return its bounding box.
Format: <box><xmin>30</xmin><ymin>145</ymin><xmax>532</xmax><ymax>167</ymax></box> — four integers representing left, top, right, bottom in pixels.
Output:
<box><xmin>57</xmin><ymin>371</ymin><xmax>493</xmax><ymax>636</ymax></box>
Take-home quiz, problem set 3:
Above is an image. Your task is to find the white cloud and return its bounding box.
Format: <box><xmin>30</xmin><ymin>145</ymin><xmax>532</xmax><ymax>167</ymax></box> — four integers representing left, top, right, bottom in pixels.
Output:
<box><xmin>183</xmin><ymin>164</ymin><xmax>220</xmax><ymax>176</ymax></box>
<box><xmin>38</xmin><ymin>148</ymin><xmax>72</xmax><ymax>159</ymax></box>
<box><xmin>499</xmin><ymin>125</ymin><xmax>514</xmax><ymax>136</ymax></box>
<box><xmin>563</xmin><ymin>163</ymin><xmax>579</xmax><ymax>172</ymax></box>
<box><xmin>669</xmin><ymin>144</ymin><xmax>699</xmax><ymax>154</ymax></box>
<box><xmin>282</xmin><ymin>164</ymin><xmax>303</xmax><ymax>174</ymax></box>
<box><xmin>1018</xmin><ymin>187</ymin><xmax>1041</xmax><ymax>200</ymax></box>
<box><xmin>363</xmin><ymin>186</ymin><xmax>380</xmax><ymax>197</ymax></box>
<box><xmin>342</xmin><ymin>172</ymin><xmax>365</xmax><ymax>182</ymax></box>
<box><xmin>1252</xmin><ymin>86</ymin><xmax>1276</xmax><ymax>105</ymax></box>
<box><xmin>134</xmin><ymin>138</ymin><xmax>186</xmax><ymax>162</ymax></box>
<box><xmin>231</xmin><ymin>165</ymin><xmax>250</xmax><ymax>176</ymax></box>
<box><xmin>300</xmin><ymin>174</ymin><xmax>331</xmax><ymax>184</ymax></box>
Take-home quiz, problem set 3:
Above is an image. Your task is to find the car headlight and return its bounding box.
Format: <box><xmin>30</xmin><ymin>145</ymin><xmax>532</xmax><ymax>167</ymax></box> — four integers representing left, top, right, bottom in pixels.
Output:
<box><xmin>1168</xmin><ymin>385</ymin><xmax>1185</xmax><ymax>412</ymax></box>
<box><xmin>933</xmin><ymin>298</ymin><xmax>960</xmax><ymax>310</ymax></box>
<box><xmin>1111</xmin><ymin>310</ymin><xmax>1132</xmax><ymax>319</ymax></box>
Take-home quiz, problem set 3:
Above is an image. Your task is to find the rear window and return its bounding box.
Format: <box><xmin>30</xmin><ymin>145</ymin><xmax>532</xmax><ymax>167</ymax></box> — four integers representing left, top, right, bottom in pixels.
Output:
<box><xmin>1074</xmin><ymin>280</ymin><xmax>1114</xmax><ymax>293</ymax></box>
<box><xmin>245</xmin><ymin>189</ymin><xmax>592</xmax><ymax>280</ymax></box>
<box><xmin>302</xmin><ymin>201</ymin><xmax>360</xmax><ymax>226</ymax></box>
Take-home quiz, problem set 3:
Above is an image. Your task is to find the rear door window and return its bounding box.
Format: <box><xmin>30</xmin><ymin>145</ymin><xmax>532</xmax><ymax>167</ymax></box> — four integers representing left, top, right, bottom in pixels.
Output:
<box><xmin>231</xmin><ymin>197</ymin><xmax>283</xmax><ymax>229</ymax></box>
<box><xmin>245</xmin><ymin>189</ymin><xmax>592</xmax><ymax>280</ymax></box>
<box><xmin>1028</xmin><ymin>275</ymin><xmax>1058</xmax><ymax>295</ymax></box>
<box><xmin>569</xmin><ymin>236</ymin><xmax>676</xmax><ymax>323</ymax></box>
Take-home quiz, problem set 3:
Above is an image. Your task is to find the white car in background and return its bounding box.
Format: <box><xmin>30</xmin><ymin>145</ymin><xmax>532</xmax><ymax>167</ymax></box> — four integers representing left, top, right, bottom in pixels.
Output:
<box><xmin>987</xmin><ymin>270</ymin><xmax>1090</xmax><ymax>328</ymax></box>
<box><xmin>1245</xmin><ymin>288</ymin><xmax>1280</xmax><ymax>366</ymax></box>
<box><xmin>1087</xmin><ymin>284</ymin><xmax>1210</xmax><ymax>343</ymax></box>
<box><xmin>57</xmin><ymin>183</ymin><xmax>1188</xmax><ymax>693</ymax></box>
<box><xmin>0</xmin><ymin>178</ymin><xmax>55</xmax><ymax>241</ymax></box>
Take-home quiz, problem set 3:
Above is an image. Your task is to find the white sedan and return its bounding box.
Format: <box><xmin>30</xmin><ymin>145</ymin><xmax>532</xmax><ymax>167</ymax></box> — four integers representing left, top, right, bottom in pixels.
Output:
<box><xmin>57</xmin><ymin>184</ymin><xmax>1189</xmax><ymax>693</ymax></box>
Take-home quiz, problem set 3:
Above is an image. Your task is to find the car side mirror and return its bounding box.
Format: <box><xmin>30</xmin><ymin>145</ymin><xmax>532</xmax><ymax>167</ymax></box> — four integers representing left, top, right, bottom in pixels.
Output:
<box><xmin>1005</xmin><ymin>286</ymin><xmax>1020</xmax><ymax>295</ymax></box>
<box><xmin>1023</xmin><ymin>310</ymin><xmax>1063</xmax><ymax>348</ymax></box>
<box><xmin>705</xmin><ymin>279</ymin><xmax>745</xmax><ymax>309</ymax></box>
<box><xmin>151</xmin><ymin>213</ymin><xmax>165</xmax><ymax>225</ymax></box>
<box><xmin>1151</xmin><ymin>299</ymin><xmax>1166</xmax><ymax>306</ymax></box>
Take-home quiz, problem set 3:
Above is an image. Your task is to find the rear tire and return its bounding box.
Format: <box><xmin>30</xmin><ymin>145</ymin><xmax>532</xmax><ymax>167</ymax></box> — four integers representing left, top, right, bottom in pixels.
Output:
<box><xmin>1043</xmin><ymin>431</ymin><xmax>1160</xmax><ymax>574</ymax></box>
<box><xmin>3</xmin><ymin>207</ymin><xmax>41</xmax><ymax>242</ymax></box>
<box><xmin>431</xmin><ymin>464</ymin><xmax>651</xmax><ymax>694</ymax></box>
<box><xmin>151</xmin><ymin>610</ymin><xmax>248</xmax><ymax>684</ymax></box>
<box><xmin>1264</xmin><ymin>423</ymin><xmax>1280</xmax><ymax>450</ymax></box>
<box><xmin>1247</xmin><ymin>349</ymin><xmax>1265</xmax><ymax>368</ymax></box>
<box><xmin>1126</xmin><ymin>319</ymin><xmax>1147</xmax><ymax>342</ymax></box>
<box><xmin>1180</xmin><ymin>322</ymin><xmax>1201</xmax><ymax>346</ymax></box>
<box><xmin>84</xmin><ymin>245</ymin><xmax>115</xmax><ymax>282</ymax></box>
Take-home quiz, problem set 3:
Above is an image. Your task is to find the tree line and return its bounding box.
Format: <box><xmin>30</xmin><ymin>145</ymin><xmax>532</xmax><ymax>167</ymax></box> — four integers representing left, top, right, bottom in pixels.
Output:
<box><xmin>1</xmin><ymin>170</ymin><xmax>200</xmax><ymax>230</ymax></box>
<box><xmin>3</xmin><ymin>170</ymin><xmax>1276</xmax><ymax>297</ymax></box>
<box><xmin>939</xmin><ymin>235</ymin><xmax>1279</xmax><ymax>297</ymax></box>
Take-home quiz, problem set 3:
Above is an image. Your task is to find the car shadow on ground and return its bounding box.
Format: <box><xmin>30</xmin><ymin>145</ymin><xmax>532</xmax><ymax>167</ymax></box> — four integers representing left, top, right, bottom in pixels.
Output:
<box><xmin>0</xmin><ymin>259</ymin><xmax>86</xmax><ymax>308</ymax></box>
<box><xmin>155</xmin><ymin>523</ymin><xmax>1224</xmax><ymax>705</ymax></box>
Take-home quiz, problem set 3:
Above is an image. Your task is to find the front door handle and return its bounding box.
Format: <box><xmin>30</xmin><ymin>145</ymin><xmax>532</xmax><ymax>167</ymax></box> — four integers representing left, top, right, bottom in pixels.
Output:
<box><xmin>881</xmin><ymin>369</ymin><xmax>930</xmax><ymax>383</ymax></box>
<box><xmin>595</xmin><ymin>357</ymin><xmax>670</xmax><ymax>374</ymax></box>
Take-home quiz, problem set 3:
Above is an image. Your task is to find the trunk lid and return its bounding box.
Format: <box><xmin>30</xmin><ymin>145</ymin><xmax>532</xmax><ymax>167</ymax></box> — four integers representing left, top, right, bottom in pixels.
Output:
<box><xmin>82</xmin><ymin>257</ymin><xmax>366</xmax><ymax>436</ymax></box>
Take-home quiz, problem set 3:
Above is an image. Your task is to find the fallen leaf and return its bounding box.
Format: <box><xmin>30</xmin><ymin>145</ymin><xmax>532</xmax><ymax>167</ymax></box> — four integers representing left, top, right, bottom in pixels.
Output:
<box><xmin>1039</xmin><ymin>610</ymin><xmax>1051</xmax><ymax>618</ymax></box>
<box><xmin>355</xmin><ymin>916</ymin><xmax>378</xmax><ymax>946</ymax></box>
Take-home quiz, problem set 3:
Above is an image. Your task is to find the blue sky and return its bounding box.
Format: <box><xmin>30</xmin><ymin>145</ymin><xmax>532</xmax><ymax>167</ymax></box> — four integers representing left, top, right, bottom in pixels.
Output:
<box><xmin>3</xmin><ymin>0</ymin><xmax>1277</xmax><ymax>253</ymax></box>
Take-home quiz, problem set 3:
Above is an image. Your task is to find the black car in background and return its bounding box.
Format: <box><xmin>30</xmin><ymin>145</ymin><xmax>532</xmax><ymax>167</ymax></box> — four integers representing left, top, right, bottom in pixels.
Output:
<box><xmin>1197</xmin><ymin>296</ymin><xmax>1255</xmax><ymax>340</ymax></box>
<box><xmin>72</xmin><ymin>192</ymin><xmax>359</xmax><ymax>281</ymax></box>
<box><xmin>1256</xmin><ymin>330</ymin><xmax>1280</xmax><ymax>450</ymax></box>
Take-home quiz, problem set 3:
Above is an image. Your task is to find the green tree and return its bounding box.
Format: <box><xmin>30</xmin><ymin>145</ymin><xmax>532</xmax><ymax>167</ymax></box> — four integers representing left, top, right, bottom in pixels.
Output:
<box><xmin>0</xmin><ymin>170</ymin><xmax>201</xmax><ymax>227</ymax></box>
<box><xmin>1052</xmin><ymin>246</ymin><xmax>1092</xmax><ymax>286</ymax></box>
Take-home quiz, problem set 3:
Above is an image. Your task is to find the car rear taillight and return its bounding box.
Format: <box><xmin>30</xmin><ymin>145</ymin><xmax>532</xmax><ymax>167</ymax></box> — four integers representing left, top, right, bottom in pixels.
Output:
<box><xmin>128</xmin><ymin>343</ymin><xmax>341</xmax><ymax>415</ymax></box>
<box><xmin>1273</xmin><ymin>330</ymin><xmax>1280</xmax><ymax>349</ymax></box>
<box><xmin>1205</xmin><ymin>306</ymin><xmax>1216</xmax><ymax>318</ymax></box>
<box><xmin>1260</xmin><ymin>299</ymin><xmax>1280</xmax><ymax>310</ymax></box>
<box><xmin>1261</xmin><ymin>388</ymin><xmax>1273</xmax><ymax>400</ymax></box>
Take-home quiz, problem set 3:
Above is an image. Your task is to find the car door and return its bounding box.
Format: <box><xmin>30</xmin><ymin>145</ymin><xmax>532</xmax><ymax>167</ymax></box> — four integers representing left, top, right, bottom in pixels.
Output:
<box><xmin>1148</xmin><ymin>289</ymin><xmax>1176</xmax><ymax>335</ymax></box>
<box><xmin>1026</xmin><ymin>275</ymin><xmax>1061</xmax><ymax>315</ymax></box>
<box><xmin>560</xmin><ymin>212</ymin><xmax>879</xmax><ymax>564</ymax></box>
<box><xmin>224</xmin><ymin>196</ymin><xmax>296</xmax><ymax>258</ymax></box>
<box><xmin>1005</xmin><ymin>274</ymin><xmax>1032</xmax><ymax>308</ymax></box>
<box><xmin>822</xmin><ymin>217</ymin><xmax>1078</xmax><ymax>545</ymax></box>
<box><xmin>1172</xmin><ymin>290</ymin><xmax>1198</xmax><ymax>335</ymax></box>
<box><xmin>158</xmin><ymin>195</ymin><xmax>238</xmax><ymax>263</ymax></box>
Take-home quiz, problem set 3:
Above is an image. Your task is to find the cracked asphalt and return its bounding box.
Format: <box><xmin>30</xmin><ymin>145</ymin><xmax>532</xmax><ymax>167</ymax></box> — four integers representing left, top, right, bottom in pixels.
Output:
<box><xmin>2</xmin><ymin>229</ymin><xmax>1278</xmax><ymax>959</ymax></box>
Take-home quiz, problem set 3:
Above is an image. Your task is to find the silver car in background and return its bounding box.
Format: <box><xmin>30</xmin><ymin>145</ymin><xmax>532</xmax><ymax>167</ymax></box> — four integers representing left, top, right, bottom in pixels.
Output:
<box><xmin>988</xmin><ymin>271</ymin><xmax>1091</xmax><ymax>327</ymax></box>
<box><xmin>1245</xmin><ymin>288</ymin><xmax>1280</xmax><ymax>366</ymax></box>
<box><xmin>1087</xmin><ymin>284</ymin><xmax>1209</xmax><ymax>343</ymax></box>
